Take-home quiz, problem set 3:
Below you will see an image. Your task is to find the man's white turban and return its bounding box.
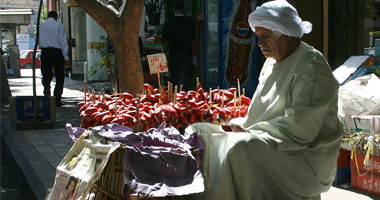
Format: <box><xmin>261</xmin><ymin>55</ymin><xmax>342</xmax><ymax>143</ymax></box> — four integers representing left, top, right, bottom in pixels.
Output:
<box><xmin>248</xmin><ymin>0</ymin><xmax>312</xmax><ymax>38</ymax></box>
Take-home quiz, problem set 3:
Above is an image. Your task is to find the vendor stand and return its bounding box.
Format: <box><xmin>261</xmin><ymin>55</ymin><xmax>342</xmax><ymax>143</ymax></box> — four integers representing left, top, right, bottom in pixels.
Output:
<box><xmin>333</xmin><ymin>54</ymin><xmax>380</xmax><ymax>195</ymax></box>
<box><xmin>50</xmin><ymin>72</ymin><xmax>251</xmax><ymax>199</ymax></box>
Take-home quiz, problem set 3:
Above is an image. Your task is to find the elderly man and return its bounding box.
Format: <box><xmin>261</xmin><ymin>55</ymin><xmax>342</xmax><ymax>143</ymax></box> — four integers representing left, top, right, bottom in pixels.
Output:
<box><xmin>185</xmin><ymin>1</ymin><xmax>342</xmax><ymax>199</ymax></box>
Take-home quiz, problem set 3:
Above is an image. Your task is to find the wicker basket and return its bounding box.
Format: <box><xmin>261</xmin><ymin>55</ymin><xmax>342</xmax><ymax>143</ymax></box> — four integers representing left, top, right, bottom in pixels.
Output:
<box><xmin>90</xmin><ymin>147</ymin><xmax>196</xmax><ymax>200</ymax></box>
<box><xmin>90</xmin><ymin>147</ymin><xmax>127</xmax><ymax>199</ymax></box>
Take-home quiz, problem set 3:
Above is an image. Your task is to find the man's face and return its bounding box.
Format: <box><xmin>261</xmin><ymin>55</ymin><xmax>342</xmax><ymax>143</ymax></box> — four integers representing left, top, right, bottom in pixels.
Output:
<box><xmin>255</xmin><ymin>26</ymin><xmax>288</xmax><ymax>61</ymax></box>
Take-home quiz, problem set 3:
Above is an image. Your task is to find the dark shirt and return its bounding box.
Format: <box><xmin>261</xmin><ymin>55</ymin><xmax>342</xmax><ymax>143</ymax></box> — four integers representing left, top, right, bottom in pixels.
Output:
<box><xmin>162</xmin><ymin>14</ymin><xmax>195</xmax><ymax>54</ymax></box>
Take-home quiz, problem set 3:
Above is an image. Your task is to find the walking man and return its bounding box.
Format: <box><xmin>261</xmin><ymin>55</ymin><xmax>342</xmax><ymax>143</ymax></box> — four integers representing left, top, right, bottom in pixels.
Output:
<box><xmin>39</xmin><ymin>11</ymin><xmax>69</xmax><ymax>107</ymax></box>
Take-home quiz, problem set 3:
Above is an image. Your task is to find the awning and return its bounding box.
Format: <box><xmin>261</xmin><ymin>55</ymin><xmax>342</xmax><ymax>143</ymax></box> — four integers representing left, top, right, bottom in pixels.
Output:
<box><xmin>0</xmin><ymin>9</ymin><xmax>34</xmax><ymax>27</ymax></box>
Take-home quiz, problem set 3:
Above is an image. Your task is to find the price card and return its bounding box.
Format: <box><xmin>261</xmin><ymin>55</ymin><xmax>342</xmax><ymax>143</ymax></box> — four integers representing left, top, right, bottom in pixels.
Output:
<box><xmin>147</xmin><ymin>53</ymin><xmax>168</xmax><ymax>74</ymax></box>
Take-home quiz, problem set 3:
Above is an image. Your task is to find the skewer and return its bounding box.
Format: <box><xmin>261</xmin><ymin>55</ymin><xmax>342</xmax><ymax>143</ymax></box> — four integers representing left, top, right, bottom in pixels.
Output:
<box><xmin>84</xmin><ymin>80</ymin><xmax>87</xmax><ymax>103</ymax></box>
<box><xmin>157</xmin><ymin>72</ymin><xmax>161</xmax><ymax>91</ymax></box>
<box><xmin>237</xmin><ymin>79</ymin><xmax>241</xmax><ymax>98</ymax></box>
<box><xmin>180</xmin><ymin>84</ymin><xmax>183</xmax><ymax>92</ymax></box>
<box><xmin>234</xmin><ymin>91</ymin><xmax>237</xmax><ymax>109</ymax></box>
<box><xmin>167</xmin><ymin>82</ymin><xmax>170</xmax><ymax>101</ymax></box>
<box><xmin>209</xmin><ymin>88</ymin><xmax>212</xmax><ymax>110</ymax></box>
<box><xmin>136</xmin><ymin>95</ymin><xmax>141</xmax><ymax>123</ymax></box>
<box><xmin>158</xmin><ymin>87</ymin><xmax>162</xmax><ymax>106</ymax></box>
<box><xmin>173</xmin><ymin>85</ymin><xmax>177</xmax><ymax>104</ymax></box>
<box><xmin>170</xmin><ymin>82</ymin><xmax>173</xmax><ymax>101</ymax></box>
<box><xmin>167</xmin><ymin>81</ymin><xmax>171</xmax><ymax>101</ymax></box>
<box><xmin>222</xmin><ymin>91</ymin><xmax>225</xmax><ymax>107</ymax></box>
<box><xmin>209</xmin><ymin>88</ymin><xmax>212</xmax><ymax>103</ymax></box>
<box><xmin>237</xmin><ymin>79</ymin><xmax>241</xmax><ymax>106</ymax></box>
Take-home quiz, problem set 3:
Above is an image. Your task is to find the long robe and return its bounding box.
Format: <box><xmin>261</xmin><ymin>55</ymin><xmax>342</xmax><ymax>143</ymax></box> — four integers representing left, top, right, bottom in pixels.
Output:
<box><xmin>185</xmin><ymin>42</ymin><xmax>343</xmax><ymax>200</ymax></box>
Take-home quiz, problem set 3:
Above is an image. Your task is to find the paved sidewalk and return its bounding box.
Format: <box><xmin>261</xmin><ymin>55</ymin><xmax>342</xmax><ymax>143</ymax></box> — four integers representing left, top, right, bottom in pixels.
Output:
<box><xmin>0</xmin><ymin>69</ymin><xmax>378</xmax><ymax>200</ymax></box>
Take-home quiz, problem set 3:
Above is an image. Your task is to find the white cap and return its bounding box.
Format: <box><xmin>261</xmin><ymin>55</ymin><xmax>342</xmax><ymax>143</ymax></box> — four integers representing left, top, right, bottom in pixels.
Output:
<box><xmin>248</xmin><ymin>0</ymin><xmax>312</xmax><ymax>38</ymax></box>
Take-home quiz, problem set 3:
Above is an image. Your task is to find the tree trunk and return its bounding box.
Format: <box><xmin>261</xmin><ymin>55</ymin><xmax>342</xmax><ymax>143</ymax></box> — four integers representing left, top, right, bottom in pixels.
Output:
<box><xmin>112</xmin><ymin>32</ymin><xmax>144</xmax><ymax>95</ymax></box>
<box><xmin>75</xmin><ymin>0</ymin><xmax>144</xmax><ymax>96</ymax></box>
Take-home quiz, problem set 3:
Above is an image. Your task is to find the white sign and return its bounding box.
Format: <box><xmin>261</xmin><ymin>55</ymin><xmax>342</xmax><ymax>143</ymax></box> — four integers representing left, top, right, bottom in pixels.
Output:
<box><xmin>147</xmin><ymin>53</ymin><xmax>168</xmax><ymax>74</ymax></box>
<box><xmin>16</xmin><ymin>34</ymin><xmax>29</xmax><ymax>42</ymax></box>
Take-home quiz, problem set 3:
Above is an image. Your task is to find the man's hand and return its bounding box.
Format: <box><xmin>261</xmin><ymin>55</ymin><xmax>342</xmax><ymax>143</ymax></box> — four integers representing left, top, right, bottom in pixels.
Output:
<box><xmin>219</xmin><ymin>123</ymin><xmax>248</xmax><ymax>133</ymax></box>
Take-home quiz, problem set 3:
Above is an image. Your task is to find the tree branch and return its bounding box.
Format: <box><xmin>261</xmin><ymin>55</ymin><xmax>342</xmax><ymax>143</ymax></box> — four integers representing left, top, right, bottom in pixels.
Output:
<box><xmin>121</xmin><ymin>0</ymin><xmax>144</xmax><ymax>18</ymax></box>
<box><xmin>75</xmin><ymin>0</ymin><xmax>119</xmax><ymax>34</ymax></box>
<box><xmin>120</xmin><ymin>0</ymin><xmax>144</xmax><ymax>34</ymax></box>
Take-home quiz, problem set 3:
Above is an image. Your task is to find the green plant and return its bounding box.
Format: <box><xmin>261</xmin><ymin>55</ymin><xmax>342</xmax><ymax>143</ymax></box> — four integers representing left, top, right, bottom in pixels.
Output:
<box><xmin>145</xmin><ymin>0</ymin><xmax>163</xmax><ymax>15</ymax></box>
<box><xmin>33</xmin><ymin>7</ymin><xmax>48</xmax><ymax>35</ymax></box>
<box><xmin>89</xmin><ymin>35</ymin><xmax>110</xmax><ymax>79</ymax></box>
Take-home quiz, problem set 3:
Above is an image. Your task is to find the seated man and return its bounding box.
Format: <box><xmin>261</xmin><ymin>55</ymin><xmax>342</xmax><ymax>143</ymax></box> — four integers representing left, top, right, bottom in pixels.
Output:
<box><xmin>185</xmin><ymin>1</ymin><xmax>343</xmax><ymax>199</ymax></box>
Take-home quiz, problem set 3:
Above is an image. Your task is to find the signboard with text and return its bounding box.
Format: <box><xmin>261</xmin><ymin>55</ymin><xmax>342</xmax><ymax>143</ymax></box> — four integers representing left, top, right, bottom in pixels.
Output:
<box><xmin>147</xmin><ymin>53</ymin><xmax>168</xmax><ymax>74</ymax></box>
<box><xmin>16</xmin><ymin>34</ymin><xmax>29</xmax><ymax>42</ymax></box>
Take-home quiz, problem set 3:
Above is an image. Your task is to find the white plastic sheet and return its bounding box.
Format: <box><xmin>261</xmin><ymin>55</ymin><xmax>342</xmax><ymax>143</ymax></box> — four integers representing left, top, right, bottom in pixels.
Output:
<box><xmin>338</xmin><ymin>73</ymin><xmax>380</xmax><ymax>116</ymax></box>
<box><xmin>50</xmin><ymin>131</ymin><xmax>120</xmax><ymax>200</ymax></box>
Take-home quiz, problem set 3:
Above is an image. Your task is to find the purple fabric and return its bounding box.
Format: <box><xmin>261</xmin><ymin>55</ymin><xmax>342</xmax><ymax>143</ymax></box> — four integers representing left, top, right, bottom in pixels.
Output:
<box><xmin>66</xmin><ymin>123</ymin><xmax>133</xmax><ymax>142</ymax></box>
<box><xmin>66</xmin><ymin>123</ymin><xmax>85</xmax><ymax>142</ymax></box>
<box><xmin>65</xmin><ymin>122</ymin><xmax>204</xmax><ymax>197</ymax></box>
<box><xmin>121</xmin><ymin>125</ymin><xmax>204</xmax><ymax>197</ymax></box>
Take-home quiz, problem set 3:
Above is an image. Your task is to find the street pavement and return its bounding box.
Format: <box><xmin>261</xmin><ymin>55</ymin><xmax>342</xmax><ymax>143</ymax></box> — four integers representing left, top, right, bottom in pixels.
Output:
<box><xmin>0</xmin><ymin>69</ymin><xmax>378</xmax><ymax>200</ymax></box>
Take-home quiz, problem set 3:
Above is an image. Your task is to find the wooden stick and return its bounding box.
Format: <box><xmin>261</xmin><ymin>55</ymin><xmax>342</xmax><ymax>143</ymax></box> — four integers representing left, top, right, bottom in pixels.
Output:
<box><xmin>167</xmin><ymin>81</ymin><xmax>171</xmax><ymax>101</ymax></box>
<box><xmin>209</xmin><ymin>88</ymin><xmax>212</xmax><ymax>110</ymax></box>
<box><xmin>180</xmin><ymin>84</ymin><xmax>183</xmax><ymax>92</ymax></box>
<box><xmin>84</xmin><ymin>80</ymin><xmax>87</xmax><ymax>103</ymax></box>
<box><xmin>157</xmin><ymin>72</ymin><xmax>161</xmax><ymax>90</ymax></box>
<box><xmin>243</xmin><ymin>88</ymin><xmax>245</xmax><ymax>96</ymax></box>
<box><xmin>221</xmin><ymin>91</ymin><xmax>225</xmax><ymax>107</ymax></box>
<box><xmin>209</xmin><ymin>88</ymin><xmax>212</xmax><ymax>103</ymax></box>
<box><xmin>196</xmin><ymin>77</ymin><xmax>199</xmax><ymax>85</ymax></box>
<box><xmin>173</xmin><ymin>85</ymin><xmax>177</xmax><ymax>104</ymax></box>
<box><xmin>158</xmin><ymin>87</ymin><xmax>162</xmax><ymax>106</ymax></box>
<box><xmin>237</xmin><ymin>79</ymin><xmax>241</xmax><ymax>98</ymax></box>
<box><xmin>170</xmin><ymin>82</ymin><xmax>173</xmax><ymax>101</ymax></box>
<box><xmin>167</xmin><ymin>82</ymin><xmax>170</xmax><ymax>101</ymax></box>
<box><xmin>234</xmin><ymin>91</ymin><xmax>237</xmax><ymax>109</ymax></box>
<box><xmin>136</xmin><ymin>95</ymin><xmax>140</xmax><ymax>123</ymax></box>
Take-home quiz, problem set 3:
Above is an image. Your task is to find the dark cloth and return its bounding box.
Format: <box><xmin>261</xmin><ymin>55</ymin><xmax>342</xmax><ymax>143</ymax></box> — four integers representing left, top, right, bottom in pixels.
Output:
<box><xmin>162</xmin><ymin>15</ymin><xmax>195</xmax><ymax>54</ymax></box>
<box><xmin>41</xmin><ymin>47</ymin><xmax>65</xmax><ymax>104</ymax></box>
<box><xmin>162</xmin><ymin>15</ymin><xmax>195</xmax><ymax>90</ymax></box>
<box><xmin>168</xmin><ymin>51</ymin><xmax>193</xmax><ymax>90</ymax></box>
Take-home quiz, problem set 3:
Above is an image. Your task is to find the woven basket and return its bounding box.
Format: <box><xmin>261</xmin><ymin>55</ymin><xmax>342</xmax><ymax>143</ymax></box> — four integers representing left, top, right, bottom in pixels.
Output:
<box><xmin>90</xmin><ymin>147</ymin><xmax>196</xmax><ymax>200</ymax></box>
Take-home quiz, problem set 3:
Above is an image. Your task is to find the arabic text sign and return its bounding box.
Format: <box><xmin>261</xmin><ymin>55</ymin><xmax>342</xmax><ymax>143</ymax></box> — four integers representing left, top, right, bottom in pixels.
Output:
<box><xmin>147</xmin><ymin>53</ymin><xmax>168</xmax><ymax>74</ymax></box>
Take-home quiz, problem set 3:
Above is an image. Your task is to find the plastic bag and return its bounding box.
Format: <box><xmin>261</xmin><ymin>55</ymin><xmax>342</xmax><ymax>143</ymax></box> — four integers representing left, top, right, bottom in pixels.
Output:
<box><xmin>338</xmin><ymin>73</ymin><xmax>380</xmax><ymax>116</ymax></box>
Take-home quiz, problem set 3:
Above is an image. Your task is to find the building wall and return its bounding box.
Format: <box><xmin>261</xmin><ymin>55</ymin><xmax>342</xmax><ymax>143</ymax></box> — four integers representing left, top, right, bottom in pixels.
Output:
<box><xmin>296</xmin><ymin>0</ymin><xmax>323</xmax><ymax>53</ymax></box>
<box><xmin>0</xmin><ymin>0</ymin><xmax>40</xmax><ymax>9</ymax></box>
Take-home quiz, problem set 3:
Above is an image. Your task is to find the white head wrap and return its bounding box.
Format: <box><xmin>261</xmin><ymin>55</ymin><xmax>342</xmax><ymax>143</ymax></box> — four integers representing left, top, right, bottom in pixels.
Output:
<box><xmin>248</xmin><ymin>0</ymin><xmax>312</xmax><ymax>38</ymax></box>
